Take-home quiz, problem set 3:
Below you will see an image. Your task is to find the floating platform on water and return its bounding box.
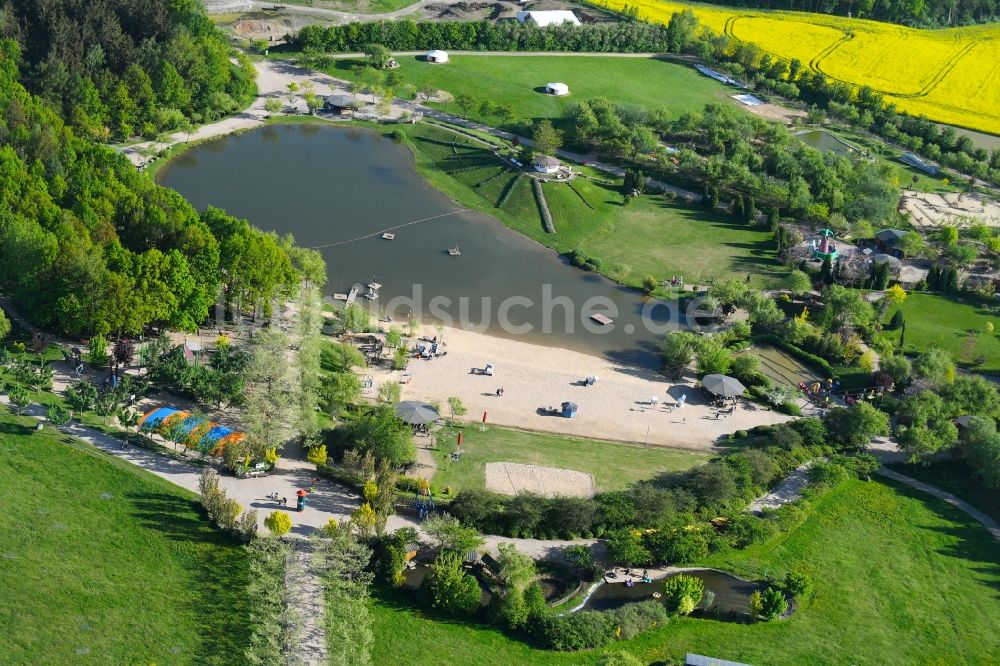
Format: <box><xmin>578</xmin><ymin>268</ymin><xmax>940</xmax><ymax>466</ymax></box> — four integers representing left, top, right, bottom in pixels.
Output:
<box><xmin>382</xmin><ymin>232</ymin><xmax>395</xmax><ymax>240</ymax></box>
<box><xmin>448</xmin><ymin>245</ymin><xmax>461</xmax><ymax>256</ymax></box>
<box><xmin>590</xmin><ymin>314</ymin><xmax>613</xmax><ymax>326</ymax></box>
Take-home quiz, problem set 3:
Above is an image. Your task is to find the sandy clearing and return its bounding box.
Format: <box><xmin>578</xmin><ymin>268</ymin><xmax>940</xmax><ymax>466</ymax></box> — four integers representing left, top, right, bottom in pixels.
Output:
<box><xmin>485</xmin><ymin>462</ymin><xmax>596</xmax><ymax>498</ymax></box>
<box><xmin>903</xmin><ymin>190</ymin><xmax>1000</xmax><ymax>229</ymax></box>
<box><xmin>366</xmin><ymin>325</ymin><xmax>793</xmax><ymax>451</ymax></box>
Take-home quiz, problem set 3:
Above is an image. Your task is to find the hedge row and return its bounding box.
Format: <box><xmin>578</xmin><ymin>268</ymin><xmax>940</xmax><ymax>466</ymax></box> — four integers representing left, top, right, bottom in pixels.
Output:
<box><xmin>533</xmin><ymin>179</ymin><xmax>555</xmax><ymax>233</ymax></box>
<box><xmin>294</xmin><ymin>20</ymin><xmax>673</xmax><ymax>54</ymax></box>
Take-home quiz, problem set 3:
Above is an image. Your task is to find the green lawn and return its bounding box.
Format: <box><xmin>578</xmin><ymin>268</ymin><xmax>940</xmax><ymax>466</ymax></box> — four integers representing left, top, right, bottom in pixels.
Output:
<box><xmin>400</xmin><ymin>122</ymin><xmax>788</xmax><ymax>291</ymax></box>
<box><xmin>0</xmin><ymin>412</ymin><xmax>251</xmax><ymax>664</ymax></box>
<box><xmin>885</xmin><ymin>291</ymin><xmax>1000</xmax><ymax>372</ymax></box>
<box><xmin>889</xmin><ymin>459</ymin><xmax>1000</xmax><ymax>523</ymax></box>
<box><xmin>321</xmin><ymin>54</ymin><xmax>732</xmax><ymax>127</ymax></box>
<box><xmin>431</xmin><ymin>424</ymin><xmax>709</xmax><ymax>494</ymax></box>
<box><xmin>370</xmin><ymin>478</ymin><xmax>1000</xmax><ymax>664</ymax></box>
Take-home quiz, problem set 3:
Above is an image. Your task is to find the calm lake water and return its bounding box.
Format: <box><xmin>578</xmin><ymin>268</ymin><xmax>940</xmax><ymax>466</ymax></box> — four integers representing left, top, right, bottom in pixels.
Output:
<box><xmin>158</xmin><ymin>123</ymin><xmax>681</xmax><ymax>365</ymax></box>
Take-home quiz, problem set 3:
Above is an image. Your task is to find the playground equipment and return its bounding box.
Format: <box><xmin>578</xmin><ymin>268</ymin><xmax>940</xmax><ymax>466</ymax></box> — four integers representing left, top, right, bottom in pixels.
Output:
<box><xmin>139</xmin><ymin>405</ymin><xmax>244</xmax><ymax>456</ymax></box>
<box><xmin>414</xmin><ymin>478</ymin><xmax>435</xmax><ymax>520</ymax></box>
<box><xmin>811</xmin><ymin>228</ymin><xmax>839</xmax><ymax>261</ymax></box>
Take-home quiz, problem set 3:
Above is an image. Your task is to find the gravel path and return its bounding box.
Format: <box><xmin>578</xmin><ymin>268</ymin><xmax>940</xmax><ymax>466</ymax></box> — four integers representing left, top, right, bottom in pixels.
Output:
<box><xmin>747</xmin><ymin>460</ymin><xmax>816</xmax><ymax>514</ymax></box>
<box><xmin>285</xmin><ymin>539</ymin><xmax>328</xmax><ymax>666</ymax></box>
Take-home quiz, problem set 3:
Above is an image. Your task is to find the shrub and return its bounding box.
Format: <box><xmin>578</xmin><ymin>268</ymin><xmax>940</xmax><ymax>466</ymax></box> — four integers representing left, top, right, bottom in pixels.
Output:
<box><xmin>535</xmin><ymin>611</ymin><xmax>615</xmax><ymax>651</ymax></box>
<box><xmin>808</xmin><ymin>460</ymin><xmax>849</xmax><ymax>487</ymax></box>
<box><xmin>784</xmin><ymin>569</ymin><xmax>814</xmax><ymax>598</ymax></box>
<box><xmin>887</xmin><ymin>309</ymin><xmax>905</xmax><ymax>330</ymax></box>
<box><xmin>662</xmin><ymin>574</ymin><xmax>704</xmax><ymax>615</ymax></box>
<box><xmin>777</xmin><ymin>401</ymin><xmax>802</xmax><ymax>416</ymax></box>
<box><xmin>45</xmin><ymin>404</ymin><xmax>70</xmax><ymax>426</ymax></box>
<box><xmin>606</xmin><ymin>529</ymin><xmax>653</xmax><ymax>566</ymax></box>
<box><xmin>608</xmin><ymin>600</ymin><xmax>668</xmax><ymax>638</ymax></box>
<box><xmin>264</xmin><ymin>510</ymin><xmax>292</xmax><ymax>537</ymax></box>
<box><xmin>418</xmin><ymin>551</ymin><xmax>481</xmax><ymax>616</ymax></box>
<box><xmin>750</xmin><ymin>586</ymin><xmax>788</xmax><ymax>620</ymax></box>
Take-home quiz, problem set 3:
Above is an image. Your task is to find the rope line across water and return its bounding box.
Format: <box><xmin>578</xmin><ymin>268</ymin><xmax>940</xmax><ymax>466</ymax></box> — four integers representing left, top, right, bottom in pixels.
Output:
<box><xmin>307</xmin><ymin>209</ymin><xmax>471</xmax><ymax>249</ymax></box>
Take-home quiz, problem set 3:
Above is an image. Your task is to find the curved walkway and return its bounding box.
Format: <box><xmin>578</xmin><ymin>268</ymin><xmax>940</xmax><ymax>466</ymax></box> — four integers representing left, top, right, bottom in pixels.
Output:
<box><xmin>4</xmin><ymin>394</ymin><xmax>591</xmax><ymax>556</ymax></box>
<box><xmin>876</xmin><ymin>467</ymin><xmax>1000</xmax><ymax>541</ymax></box>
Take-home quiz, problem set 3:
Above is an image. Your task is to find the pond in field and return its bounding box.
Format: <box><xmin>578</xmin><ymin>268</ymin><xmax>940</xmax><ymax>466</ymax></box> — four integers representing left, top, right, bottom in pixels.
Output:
<box><xmin>580</xmin><ymin>569</ymin><xmax>763</xmax><ymax>617</ymax></box>
<box><xmin>158</xmin><ymin>123</ymin><xmax>681</xmax><ymax>366</ymax></box>
<box><xmin>796</xmin><ymin>129</ymin><xmax>858</xmax><ymax>156</ymax></box>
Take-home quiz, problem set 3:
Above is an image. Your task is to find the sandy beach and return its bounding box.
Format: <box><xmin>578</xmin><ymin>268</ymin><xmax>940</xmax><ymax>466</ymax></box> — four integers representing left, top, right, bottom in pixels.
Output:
<box><xmin>367</xmin><ymin>326</ymin><xmax>792</xmax><ymax>450</ymax></box>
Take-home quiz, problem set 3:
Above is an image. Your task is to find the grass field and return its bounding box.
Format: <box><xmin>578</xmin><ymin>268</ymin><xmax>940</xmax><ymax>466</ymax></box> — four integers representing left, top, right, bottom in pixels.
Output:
<box><xmin>889</xmin><ymin>459</ymin><xmax>1000</xmax><ymax>523</ymax></box>
<box><xmin>599</xmin><ymin>0</ymin><xmax>1000</xmax><ymax>135</ymax></box>
<box><xmin>0</xmin><ymin>412</ymin><xmax>250</xmax><ymax>664</ymax></box>
<box><xmin>324</xmin><ymin>54</ymin><xmax>733</xmax><ymax>127</ymax></box>
<box><xmin>431</xmin><ymin>424</ymin><xmax>710</xmax><ymax>493</ymax></box>
<box><xmin>370</xmin><ymin>478</ymin><xmax>1000</xmax><ymax>663</ymax></box>
<box><xmin>402</xmin><ymin>122</ymin><xmax>789</xmax><ymax>291</ymax></box>
<box><xmin>884</xmin><ymin>291</ymin><xmax>1000</xmax><ymax>372</ymax></box>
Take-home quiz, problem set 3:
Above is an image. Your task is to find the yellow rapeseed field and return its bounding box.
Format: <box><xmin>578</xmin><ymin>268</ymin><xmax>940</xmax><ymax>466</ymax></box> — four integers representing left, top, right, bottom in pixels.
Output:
<box><xmin>601</xmin><ymin>0</ymin><xmax>1000</xmax><ymax>135</ymax></box>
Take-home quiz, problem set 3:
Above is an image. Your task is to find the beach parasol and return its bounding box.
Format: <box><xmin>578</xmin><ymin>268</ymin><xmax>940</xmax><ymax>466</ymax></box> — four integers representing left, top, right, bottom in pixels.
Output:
<box><xmin>394</xmin><ymin>400</ymin><xmax>439</xmax><ymax>425</ymax></box>
<box><xmin>702</xmin><ymin>374</ymin><xmax>746</xmax><ymax>397</ymax></box>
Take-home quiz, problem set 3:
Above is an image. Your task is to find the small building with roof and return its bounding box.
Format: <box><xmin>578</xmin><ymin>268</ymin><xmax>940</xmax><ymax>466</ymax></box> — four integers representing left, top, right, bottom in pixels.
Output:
<box><xmin>426</xmin><ymin>49</ymin><xmax>449</xmax><ymax>63</ymax></box>
<box><xmin>324</xmin><ymin>94</ymin><xmax>359</xmax><ymax>117</ymax></box>
<box><xmin>533</xmin><ymin>155</ymin><xmax>561</xmax><ymax>173</ymax></box>
<box><xmin>875</xmin><ymin>228</ymin><xmax>909</xmax><ymax>257</ymax></box>
<box><xmin>545</xmin><ymin>82</ymin><xmax>569</xmax><ymax>96</ymax></box>
<box><xmin>515</xmin><ymin>10</ymin><xmax>581</xmax><ymax>27</ymax></box>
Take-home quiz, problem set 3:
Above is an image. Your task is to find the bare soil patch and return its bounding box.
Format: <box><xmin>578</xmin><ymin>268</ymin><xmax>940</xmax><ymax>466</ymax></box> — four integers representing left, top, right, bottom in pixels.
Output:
<box><xmin>485</xmin><ymin>462</ymin><xmax>596</xmax><ymax>498</ymax></box>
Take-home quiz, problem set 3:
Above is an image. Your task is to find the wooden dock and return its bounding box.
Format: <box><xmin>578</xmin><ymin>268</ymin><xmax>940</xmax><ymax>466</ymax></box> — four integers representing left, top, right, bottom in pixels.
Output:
<box><xmin>346</xmin><ymin>284</ymin><xmax>360</xmax><ymax>305</ymax></box>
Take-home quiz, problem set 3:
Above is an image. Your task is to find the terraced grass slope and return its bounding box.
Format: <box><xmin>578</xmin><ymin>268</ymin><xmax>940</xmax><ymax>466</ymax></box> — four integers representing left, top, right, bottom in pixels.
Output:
<box><xmin>600</xmin><ymin>0</ymin><xmax>1000</xmax><ymax>134</ymax></box>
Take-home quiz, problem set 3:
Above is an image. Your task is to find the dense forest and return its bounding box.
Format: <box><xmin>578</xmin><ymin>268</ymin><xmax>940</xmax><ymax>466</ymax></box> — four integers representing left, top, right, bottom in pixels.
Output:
<box><xmin>293</xmin><ymin>19</ymin><xmax>673</xmax><ymax>53</ymax></box>
<box><xmin>0</xmin><ymin>7</ymin><xmax>318</xmax><ymax>337</ymax></box>
<box><xmin>0</xmin><ymin>0</ymin><xmax>255</xmax><ymax>141</ymax></box>
<box><xmin>691</xmin><ymin>0</ymin><xmax>997</xmax><ymax>26</ymax></box>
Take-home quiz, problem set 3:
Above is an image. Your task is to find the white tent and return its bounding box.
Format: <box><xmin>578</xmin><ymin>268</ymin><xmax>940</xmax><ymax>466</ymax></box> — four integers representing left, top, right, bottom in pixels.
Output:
<box><xmin>545</xmin><ymin>82</ymin><xmax>569</xmax><ymax>96</ymax></box>
<box><xmin>426</xmin><ymin>50</ymin><xmax>449</xmax><ymax>63</ymax></box>
<box><xmin>515</xmin><ymin>10</ymin><xmax>581</xmax><ymax>27</ymax></box>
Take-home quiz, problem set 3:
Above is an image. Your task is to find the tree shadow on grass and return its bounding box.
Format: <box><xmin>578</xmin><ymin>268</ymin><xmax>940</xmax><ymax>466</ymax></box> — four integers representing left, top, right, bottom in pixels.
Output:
<box><xmin>879</xmin><ymin>480</ymin><xmax>1000</xmax><ymax>598</ymax></box>
<box><xmin>126</xmin><ymin>491</ymin><xmax>252</xmax><ymax>664</ymax></box>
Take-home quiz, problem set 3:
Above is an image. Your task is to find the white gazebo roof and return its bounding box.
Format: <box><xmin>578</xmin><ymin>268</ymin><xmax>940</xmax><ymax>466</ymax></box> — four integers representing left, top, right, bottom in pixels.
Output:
<box><xmin>546</xmin><ymin>82</ymin><xmax>569</xmax><ymax>96</ymax></box>
<box><xmin>426</xmin><ymin>50</ymin><xmax>449</xmax><ymax>62</ymax></box>
<box><xmin>516</xmin><ymin>10</ymin><xmax>581</xmax><ymax>27</ymax></box>
<box><xmin>533</xmin><ymin>155</ymin><xmax>561</xmax><ymax>168</ymax></box>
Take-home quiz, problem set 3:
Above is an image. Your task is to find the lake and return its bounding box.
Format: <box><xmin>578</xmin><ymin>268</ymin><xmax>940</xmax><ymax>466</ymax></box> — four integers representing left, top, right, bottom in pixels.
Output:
<box><xmin>158</xmin><ymin>123</ymin><xmax>684</xmax><ymax>366</ymax></box>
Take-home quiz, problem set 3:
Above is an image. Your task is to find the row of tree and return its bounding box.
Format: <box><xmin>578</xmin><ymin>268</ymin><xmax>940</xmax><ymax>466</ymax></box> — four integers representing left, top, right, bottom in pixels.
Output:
<box><xmin>293</xmin><ymin>19</ymin><xmax>673</xmax><ymax>54</ymax></box>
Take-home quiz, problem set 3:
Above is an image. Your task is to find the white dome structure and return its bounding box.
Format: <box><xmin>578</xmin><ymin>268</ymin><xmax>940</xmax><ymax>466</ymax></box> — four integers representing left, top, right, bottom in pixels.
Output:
<box><xmin>426</xmin><ymin>50</ymin><xmax>449</xmax><ymax>64</ymax></box>
<box><xmin>545</xmin><ymin>82</ymin><xmax>569</xmax><ymax>96</ymax></box>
